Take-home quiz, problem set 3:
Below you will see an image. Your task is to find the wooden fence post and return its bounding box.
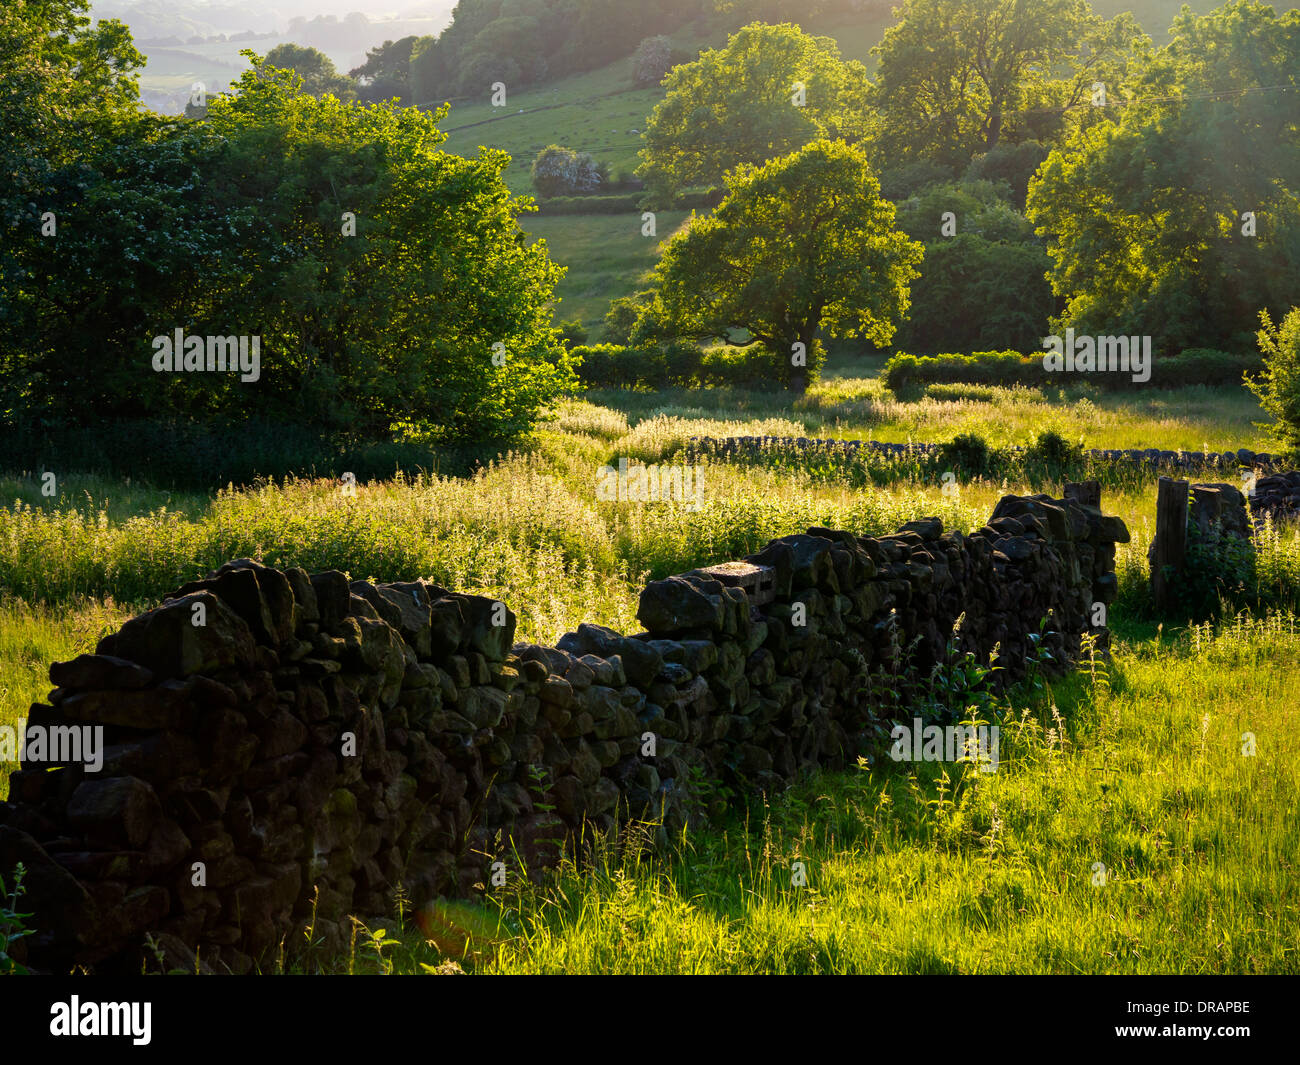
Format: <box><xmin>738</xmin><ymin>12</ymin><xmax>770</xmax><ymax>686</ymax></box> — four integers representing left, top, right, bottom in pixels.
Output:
<box><xmin>1149</xmin><ymin>476</ymin><xmax>1189</xmax><ymax>613</ymax></box>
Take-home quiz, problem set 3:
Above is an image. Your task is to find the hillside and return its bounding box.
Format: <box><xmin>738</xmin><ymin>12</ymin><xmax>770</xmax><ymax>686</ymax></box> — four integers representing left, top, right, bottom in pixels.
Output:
<box><xmin>430</xmin><ymin>0</ymin><xmax>1268</xmax><ymax>335</ymax></box>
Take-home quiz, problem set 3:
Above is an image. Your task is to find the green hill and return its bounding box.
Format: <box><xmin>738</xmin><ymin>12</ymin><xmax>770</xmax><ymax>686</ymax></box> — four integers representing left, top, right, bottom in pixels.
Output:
<box><xmin>431</xmin><ymin>0</ymin><xmax>1283</xmax><ymax>336</ymax></box>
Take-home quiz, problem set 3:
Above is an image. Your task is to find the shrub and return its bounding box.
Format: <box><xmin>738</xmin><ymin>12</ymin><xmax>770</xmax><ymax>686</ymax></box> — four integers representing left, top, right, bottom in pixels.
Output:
<box><xmin>1025</xmin><ymin>428</ymin><xmax>1085</xmax><ymax>479</ymax></box>
<box><xmin>602</xmin><ymin>294</ymin><xmax>645</xmax><ymax>344</ymax></box>
<box><xmin>700</xmin><ymin>345</ymin><xmax>774</xmax><ymax>388</ymax></box>
<box><xmin>884</xmin><ymin>346</ymin><xmax>1257</xmax><ymax>393</ymax></box>
<box><xmin>572</xmin><ymin>341</ymin><xmax>777</xmax><ymax>390</ymax></box>
<box><xmin>558</xmin><ymin>319</ymin><xmax>588</xmax><ymax>347</ymax></box>
<box><xmin>884</xmin><ymin>350</ymin><xmax>1033</xmax><ymax>393</ymax></box>
<box><xmin>531</xmin><ymin>145</ymin><xmax>602</xmax><ymax>197</ymax></box>
<box><xmin>937</xmin><ymin>432</ymin><xmax>996</xmax><ymax>476</ymax></box>
<box><xmin>673</xmin><ymin>189</ymin><xmax>725</xmax><ymax>210</ymax></box>
<box><xmin>1171</xmin><ymin>348</ymin><xmax>1261</xmax><ymax>386</ymax></box>
<box><xmin>633</xmin><ymin>35</ymin><xmax>673</xmax><ymax>87</ymax></box>
<box><xmin>1247</xmin><ymin>307</ymin><xmax>1300</xmax><ymax>455</ymax></box>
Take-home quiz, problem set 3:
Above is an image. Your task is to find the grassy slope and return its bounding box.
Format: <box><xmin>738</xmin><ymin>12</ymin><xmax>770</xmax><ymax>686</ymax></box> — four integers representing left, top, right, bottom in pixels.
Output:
<box><xmin>522</xmin><ymin>210</ymin><xmax>689</xmax><ymax>330</ymax></box>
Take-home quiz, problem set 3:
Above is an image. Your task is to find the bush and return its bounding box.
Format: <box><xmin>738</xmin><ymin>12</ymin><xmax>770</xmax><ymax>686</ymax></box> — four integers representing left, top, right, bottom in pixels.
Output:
<box><xmin>964</xmin><ymin>141</ymin><xmax>1049</xmax><ymax>209</ymax></box>
<box><xmin>700</xmin><ymin>345</ymin><xmax>774</xmax><ymax>388</ymax></box>
<box><xmin>1247</xmin><ymin>308</ymin><xmax>1300</xmax><ymax>455</ymax></box>
<box><xmin>1025</xmin><ymin>428</ymin><xmax>1086</xmax><ymax>479</ymax></box>
<box><xmin>633</xmin><ymin>35</ymin><xmax>674</xmax><ymax>87</ymax></box>
<box><xmin>572</xmin><ymin>341</ymin><xmax>780</xmax><ymax>390</ymax></box>
<box><xmin>602</xmin><ymin>294</ymin><xmax>645</xmax><ymax>344</ymax></box>
<box><xmin>884</xmin><ymin>347</ymin><xmax>1258</xmax><ymax>394</ymax></box>
<box><xmin>673</xmin><ymin>189</ymin><xmax>725</xmax><ymax>210</ymax></box>
<box><xmin>1172</xmin><ymin>348</ymin><xmax>1261</xmax><ymax>386</ymax></box>
<box><xmin>937</xmin><ymin>432</ymin><xmax>997</xmax><ymax>476</ymax></box>
<box><xmin>878</xmin><ymin>161</ymin><xmax>954</xmax><ymax>200</ymax></box>
<box><xmin>884</xmin><ymin>350</ymin><xmax>1034</xmax><ymax>393</ymax></box>
<box><xmin>558</xmin><ymin>319</ymin><xmax>588</xmax><ymax>347</ymax></box>
<box><xmin>531</xmin><ymin>145</ymin><xmax>602</xmax><ymax>197</ymax></box>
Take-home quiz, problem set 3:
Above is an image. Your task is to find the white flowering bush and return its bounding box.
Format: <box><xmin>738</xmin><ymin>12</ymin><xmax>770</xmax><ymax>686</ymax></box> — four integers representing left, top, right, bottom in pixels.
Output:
<box><xmin>531</xmin><ymin>144</ymin><xmax>602</xmax><ymax>197</ymax></box>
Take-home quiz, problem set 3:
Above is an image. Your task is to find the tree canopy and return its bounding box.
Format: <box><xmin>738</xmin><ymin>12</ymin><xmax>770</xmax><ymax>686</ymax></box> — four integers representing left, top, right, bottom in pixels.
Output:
<box><xmin>1</xmin><ymin>4</ymin><xmax>576</xmax><ymax>446</ymax></box>
<box><xmin>1027</xmin><ymin>0</ymin><xmax>1300</xmax><ymax>353</ymax></box>
<box><xmin>638</xmin><ymin>139</ymin><xmax>923</xmax><ymax>389</ymax></box>
<box><xmin>637</xmin><ymin>22</ymin><xmax>872</xmax><ymax>206</ymax></box>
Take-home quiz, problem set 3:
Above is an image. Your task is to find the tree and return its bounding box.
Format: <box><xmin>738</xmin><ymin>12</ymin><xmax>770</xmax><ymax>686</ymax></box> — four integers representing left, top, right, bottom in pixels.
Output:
<box><xmin>2</xmin><ymin>32</ymin><xmax>576</xmax><ymax>445</ymax></box>
<box><xmin>633</xmin><ymin>35</ymin><xmax>674</xmax><ymax>87</ymax></box>
<box><xmin>639</xmin><ymin>139</ymin><xmax>923</xmax><ymax>390</ymax></box>
<box><xmin>636</xmin><ymin>22</ymin><xmax>872</xmax><ymax>206</ymax></box>
<box><xmin>350</xmin><ymin>36</ymin><xmax>417</xmax><ymax>104</ymax></box>
<box><xmin>891</xmin><ymin>236</ymin><xmax>1057</xmax><ymax>353</ymax></box>
<box><xmin>869</xmin><ymin>0</ymin><xmax>1146</xmax><ymax>171</ymax></box>
<box><xmin>263</xmin><ymin>43</ymin><xmax>356</xmax><ymax>101</ymax></box>
<box><xmin>531</xmin><ymin>145</ymin><xmax>603</xmax><ymax>197</ymax></box>
<box><xmin>1026</xmin><ymin>0</ymin><xmax>1300</xmax><ymax>354</ymax></box>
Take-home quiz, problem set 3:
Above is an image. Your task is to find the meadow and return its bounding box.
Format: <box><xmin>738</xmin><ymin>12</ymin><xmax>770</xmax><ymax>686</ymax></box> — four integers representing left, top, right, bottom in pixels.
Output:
<box><xmin>3</xmin><ymin>359</ymin><xmax>1298</xmax><ymax>974</ymax></box>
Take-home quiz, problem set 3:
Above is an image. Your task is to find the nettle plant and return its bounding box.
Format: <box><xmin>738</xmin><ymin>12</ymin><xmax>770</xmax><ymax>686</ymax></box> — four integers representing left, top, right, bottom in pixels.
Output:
<box><xmin>1174</xmin><ymin>518</ymin><xmax>1257</xmax><ymax>622</ymax></box>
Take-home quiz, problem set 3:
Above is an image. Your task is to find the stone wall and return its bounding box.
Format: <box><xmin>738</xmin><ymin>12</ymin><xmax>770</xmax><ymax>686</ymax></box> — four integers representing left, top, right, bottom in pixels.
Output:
<box><xmin>687</xmin><ymin>435</ymin><xmax>1282</xmax><ymax>472</ymax></box>
<box><xmin>0</xmin><ymin>486</ymin><xmax>1128</xmax><ymax>974</ymax></box>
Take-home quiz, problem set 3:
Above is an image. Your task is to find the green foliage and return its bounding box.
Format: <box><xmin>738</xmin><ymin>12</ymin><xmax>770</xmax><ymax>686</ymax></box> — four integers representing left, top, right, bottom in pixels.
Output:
<box><xmin>1</xmin><ymin>25</ymin><xmax>575</xmax><ymax>447</ymax></box>
<box><xmin>264</xmin><ymin>43</ymin><xmax>356</xmax><ymax>101</ymax></box>
<box><xmin>603</xmin><ymin>293</ymin><xmax>650</xmax><ymax>344</ymax></box>
<box><xmin>885</xmin><ymin>351</ymin><xmax>1035</xmax><ymax>393</ymax></box>
<box><xmin>531</xmin><ymin>144</ymin><xmax>602</xmax><ymax>197</ymax></box>
<box><xmin>870</xmin><ymin>0</ymin><xmax>1147</xmax><ymax>171</ymax></box>
<box><xmin>1027</xmin><ymin>1</ymin><xmax>1300</xmax><ymax>354</ymax></box>
<box><xmin>0</xmin><ymin>864</ymin><xmax>35</xmax><ymax>975</ymax></box>
<box><xmin>573</xmin><ymin>341</ymin><xmax>765</xmax><ymax>389</ymax></box>
<box><xmin>936</xmin><ymin>432</ymin><xmax>1000</xmax><ymax>476</ymax></box>
<box><xmin>643</xmin><ymin>139</ymin><xmax>923</xmax><ymax>392</ymax></box>
<box><xmin>409</xmin><ymin>0</ymin><xmax>702</xmax><ymax>104</ymax></box>
<box><xmin>350</xmin><ymin>36</ymin><xmax>418</xmax><ymax>104</ymax></box>
<box><xmin>1173</xmin><ymin>518</ymin><xmax>1257</xmax><ymax>622</ymax></box>
<box><xmin>636</xmin><ymin>22</ymin><xmax>873</xmax><ymax>205</ymax></box>
<box><xmin>964</xmin><ymin>140</ymin><xmax>1051</xmax><ymax>209</ymax></box>
<box><xmin>558</xmin><ymin>319</ymin><xmax>589</xmax><ymax>348</ymax></box>
<box><xmin>1025</xmin><ymin>428</ymin><xmax>1086</xmax><ymax>479</ymax></box>
<box><xmin>1246</xmin><ymin>307</ymin><xmax>1300</xmax><ymax>456</ymax></box>
<box><xmin>535</xmin><ymin>194</ymin><xmax>643</xmax><ymax>215</ymax></box>
<box><xmin>884</xmin><ymin>348</ymin><xmax>1261</xmax><ymax>393</ymax></box>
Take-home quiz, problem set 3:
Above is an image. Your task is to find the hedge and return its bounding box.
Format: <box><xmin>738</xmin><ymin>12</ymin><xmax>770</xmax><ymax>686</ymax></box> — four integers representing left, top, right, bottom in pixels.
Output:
<box><xmin>572</xmin><ymin>342</ymin><xmax>775</xmax><ymax>390</ymax></box>
<box><xmin>884</xmin><ymin>347</ymin><xmax>1262</xmax><ymax>393</ymax></box>
<box><xmin>534</xmin><ymin>194</ymin><xmax>644</xmax><ymax>215</ymax></box>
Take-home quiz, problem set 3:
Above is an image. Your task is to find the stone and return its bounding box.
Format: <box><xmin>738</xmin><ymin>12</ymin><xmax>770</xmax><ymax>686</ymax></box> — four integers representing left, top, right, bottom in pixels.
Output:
<box><xmin>637</xmin><ymin>576</ymin><xmax>725</xmax><ymax>634</ymax></box>
<box><xmin>100</xmin><ymin>593</ymin><xmax>256</xmax><ymax>677</ymax></box>
<box><xmin>67</xmin><ymin>776</ymin><xmax>161</xmax><ymax>848</ymax></box>
<box><xmin>49</xmin><ymin>655</ymin><xmax>154</xmax><ymax>691</ymax></box>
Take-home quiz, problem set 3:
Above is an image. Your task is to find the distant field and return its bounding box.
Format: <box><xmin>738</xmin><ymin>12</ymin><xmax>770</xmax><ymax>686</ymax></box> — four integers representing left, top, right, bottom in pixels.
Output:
<box><xmin>436</xmin><ymin>62</ymin><xmax>667</xmax><ymax>197</ymax></box>
<box><xmin>521</xmin><ymin>211</ymin><xmax>690</xmax><ymax>333</ymax></box>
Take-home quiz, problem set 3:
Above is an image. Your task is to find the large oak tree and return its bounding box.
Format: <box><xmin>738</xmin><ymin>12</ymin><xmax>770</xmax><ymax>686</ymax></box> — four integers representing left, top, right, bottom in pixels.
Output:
<box><xmin>638</xmin><ymin>139</ymin><xmax>923</xmax><ymax>390</ymax></box>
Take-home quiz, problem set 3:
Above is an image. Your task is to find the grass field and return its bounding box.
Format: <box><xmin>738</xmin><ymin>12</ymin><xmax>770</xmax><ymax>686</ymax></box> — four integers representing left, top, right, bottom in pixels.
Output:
<box><xmin>3</xmin><ymin>364</ymin><xmax>1297</xmax><ymax>972</ymax></box>
<box><xmin>523</xmin><ymin>211</ymin><xmax>690</xmax><ymax>331</ymax></box>
<box><xmin>303</xmin><ymin>613</ymin><xmax>1300</xmax><ymax>974</ymax></box>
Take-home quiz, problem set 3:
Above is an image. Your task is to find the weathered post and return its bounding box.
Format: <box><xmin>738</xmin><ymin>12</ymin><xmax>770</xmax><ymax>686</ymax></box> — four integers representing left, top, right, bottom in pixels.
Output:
<box><xmin>1149</xmin><ymin>477</ymin><xmax>1189</xmax><ymax>612</ymax></box>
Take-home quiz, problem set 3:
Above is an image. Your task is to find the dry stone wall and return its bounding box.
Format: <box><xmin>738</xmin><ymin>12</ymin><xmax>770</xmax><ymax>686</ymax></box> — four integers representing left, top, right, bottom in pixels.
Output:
<box><xmin>0</xmin><ymin>486</ymin><xmax>1128</xmax><ymax>974</ymax></box>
